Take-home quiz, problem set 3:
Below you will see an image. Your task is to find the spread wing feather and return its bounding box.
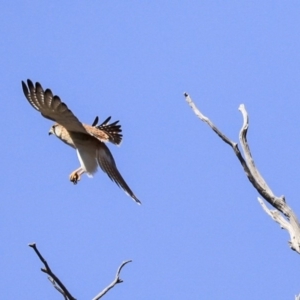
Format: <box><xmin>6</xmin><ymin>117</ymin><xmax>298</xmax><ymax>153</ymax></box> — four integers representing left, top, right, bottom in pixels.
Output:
<box><xmin>97</xmin><ymin>143</ymin><xmax>141</xmax><ymax>204</ymax></box>
<box><xmin>22</xmin><ymin>79</ymin><xmax>87</xmax><ymax>134</ymax></box>
<box><xmin>91</xmin><ymin>116</ymin><xmax>123</xmax><ymax>145</ymax></box>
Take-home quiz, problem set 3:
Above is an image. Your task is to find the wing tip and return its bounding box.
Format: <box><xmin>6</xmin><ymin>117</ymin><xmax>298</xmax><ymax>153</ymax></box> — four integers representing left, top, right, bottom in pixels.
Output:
<box><xmin>35</xmin><ymin>81</ymin><xmax>42</xmax><ymax>90</ymax></box>
<box><xmin>21</xmin><ymin>80</ymin><xmax>28</xmax><ymax>95</ymax></box>
<box><xmin>133</xmin><ymin>196</ymin><xmax>142</xmax><ymax>205</ymax></box>
<box><xmin>92</xmin><ymin>116</ymin><xmax>99</xmax><ymax>127</ymax></box>
<box><xmin>27</xmin><ymin>79</ymin><xmax>34</xmax><ymax>89</ymax></box>
<box><xmin>94</xmin><ymin>116</ymin><xmax>123</xmax><ymax>145</ymax></box>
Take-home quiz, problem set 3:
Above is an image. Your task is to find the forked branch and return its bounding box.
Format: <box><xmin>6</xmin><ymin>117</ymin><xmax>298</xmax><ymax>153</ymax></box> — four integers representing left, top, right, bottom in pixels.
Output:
<box><xmin>29</xmin><ymin>243</ymin><xmax>132</xmax><ymax>299</ymax></box>
<box><xmin>29</xmin><ymin>243</ymin><xmax>76</xmax><ymax>300</ymax></box>
<box><xmin>184</xmin><ymin>93</ymin><xmax>300</xmax><ymax>253</ymax></box>
<box><xmin>92</xmin><ymin>260</ymin><xmax>132</xmax><ymax>300</ymax></box>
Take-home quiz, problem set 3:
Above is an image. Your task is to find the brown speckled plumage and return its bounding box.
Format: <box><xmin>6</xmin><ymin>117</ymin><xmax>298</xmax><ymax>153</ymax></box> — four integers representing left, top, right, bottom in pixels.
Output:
<box><xmin>22</xmin><ymin>79</ymin><xmax>140</xmax><ymax>204</ymax></box>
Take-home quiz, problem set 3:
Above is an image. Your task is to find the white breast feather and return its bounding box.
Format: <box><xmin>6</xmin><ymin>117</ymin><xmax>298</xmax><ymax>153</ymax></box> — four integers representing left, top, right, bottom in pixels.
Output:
<box><xmin>76</xmin><ymin>148</ymin><xmax>98</xmax><ymax>177</ymax></box>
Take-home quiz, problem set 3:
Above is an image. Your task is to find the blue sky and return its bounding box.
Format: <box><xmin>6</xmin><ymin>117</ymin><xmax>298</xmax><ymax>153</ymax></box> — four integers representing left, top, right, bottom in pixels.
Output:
<box><xmin>1</xmin><ymin>1</ymin><xmax>300</xmax><ymax>299</ymax></box>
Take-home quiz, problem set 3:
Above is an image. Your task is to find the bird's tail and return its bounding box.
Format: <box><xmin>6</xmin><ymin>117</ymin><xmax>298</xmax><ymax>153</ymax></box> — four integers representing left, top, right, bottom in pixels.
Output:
<box><xmin>91</xmin><ymin>116</ymin><xmax>123</xmax><ymax>145</ymax></box>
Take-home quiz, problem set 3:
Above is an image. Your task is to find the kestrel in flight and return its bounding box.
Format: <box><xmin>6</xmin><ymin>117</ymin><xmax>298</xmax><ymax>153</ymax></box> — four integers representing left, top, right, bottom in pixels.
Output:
<box><xmin>21</xmin><ymin>79</ymin><xmax>141</xmax><ymax>204</ymax></box>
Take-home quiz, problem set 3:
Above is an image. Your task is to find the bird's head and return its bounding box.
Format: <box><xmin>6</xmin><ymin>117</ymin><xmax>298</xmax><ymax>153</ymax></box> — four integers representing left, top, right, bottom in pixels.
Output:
<box><xmin>49</xmin><ymin>124</ymin><xmax>63</xmax><ymax>138</ymax></box>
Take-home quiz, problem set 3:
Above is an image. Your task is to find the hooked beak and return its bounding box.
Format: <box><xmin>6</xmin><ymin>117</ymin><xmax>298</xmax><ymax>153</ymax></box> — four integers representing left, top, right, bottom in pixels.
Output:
<box><xmin>49</xmin><ymin>127</ymin><xmax>54</xmax><ymax>136</ymax></box>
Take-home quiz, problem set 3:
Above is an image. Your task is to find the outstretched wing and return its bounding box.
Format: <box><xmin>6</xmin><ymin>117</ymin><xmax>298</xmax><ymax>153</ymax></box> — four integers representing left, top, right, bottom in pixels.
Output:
<box><xmin>97</xmin><ymin>143</ymin><xmax>141</xmax><ymax>204</ymax></box>
<box><xmin>91</xmin><ymin>116</ymin><xmax>99</xmax><ymax>127</ymax></box>
<box><xmin>87</xmin><ymin>116</ymin><xmax>123</xmax><ymax>145</ymax></box>
<box><xmin>94</xmin><ymin>116</ymin><xmax>123</xmax><ymax>145</ymax></box>
<box><xmin>22</xmin><ymin>79</ymin><xmax>87</xmax><ymax>134</ymax></box>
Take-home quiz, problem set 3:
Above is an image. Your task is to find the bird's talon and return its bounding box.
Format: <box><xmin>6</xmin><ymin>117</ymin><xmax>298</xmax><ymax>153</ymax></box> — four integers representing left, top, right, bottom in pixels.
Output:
<box><xmin>70</xmin><ymin>172</ymin><xmax>80</xmax><ymax>185</ymax></box>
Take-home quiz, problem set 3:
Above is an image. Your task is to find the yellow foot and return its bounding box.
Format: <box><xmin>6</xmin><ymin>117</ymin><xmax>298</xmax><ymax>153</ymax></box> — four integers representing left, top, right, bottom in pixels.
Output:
<box><xmin>69</xmin><ymin>172</ymin><xmax>80</xmax><ymax>185</ymax></box>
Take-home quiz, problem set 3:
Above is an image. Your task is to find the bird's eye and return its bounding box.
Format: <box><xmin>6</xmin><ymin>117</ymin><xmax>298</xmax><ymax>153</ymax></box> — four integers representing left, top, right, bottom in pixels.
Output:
<box><xmin>53</xmin><ymin>126</ymin><xmax>58</xmax><ymax>135</ymax></box>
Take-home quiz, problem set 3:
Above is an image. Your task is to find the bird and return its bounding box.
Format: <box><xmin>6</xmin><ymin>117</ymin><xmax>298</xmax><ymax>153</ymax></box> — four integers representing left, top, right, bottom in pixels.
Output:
<box><xmin>21</xmin><ymin>79</ymin><xmax>141</xmax><ymax>204</ymax></box>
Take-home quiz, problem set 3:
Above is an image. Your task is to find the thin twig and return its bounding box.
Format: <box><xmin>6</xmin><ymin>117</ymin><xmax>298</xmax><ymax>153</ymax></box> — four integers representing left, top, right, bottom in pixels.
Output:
<box><xmin>29</xmin><ymin>243</ymin><xmax>76</xmax><ymax>300</ymax></box>
<box><xmin>92</xmin><ymin>260</ymin><xmax>132</xmax><ymax>300</ymax></box>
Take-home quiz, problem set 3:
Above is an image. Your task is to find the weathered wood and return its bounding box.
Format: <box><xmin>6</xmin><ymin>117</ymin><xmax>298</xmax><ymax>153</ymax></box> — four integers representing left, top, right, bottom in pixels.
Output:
<box><xmin>184</xmin><ymin>93</ymin><xmax>300</xmax><ymax>253</ymax></box>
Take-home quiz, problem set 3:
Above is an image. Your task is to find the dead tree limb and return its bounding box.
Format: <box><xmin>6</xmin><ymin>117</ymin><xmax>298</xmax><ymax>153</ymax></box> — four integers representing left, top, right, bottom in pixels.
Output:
<box><xmin>29</xmin><ymin>243</ymin><xmax>76</xmax><ymax>300</ymax></box>
<box><xmin>92</xmin><ymin>260</ymin><xmax>132</xmax><ymax>300</ymax></box>
<box><xmin>184</xmin><ymin>93</ymin><xmax>300</xmax><ymax>253</ymax></box>
<box><xmin>29</xmin><ymin>243</ymin><xmax>132</xmax><ymax>299</ymax></box>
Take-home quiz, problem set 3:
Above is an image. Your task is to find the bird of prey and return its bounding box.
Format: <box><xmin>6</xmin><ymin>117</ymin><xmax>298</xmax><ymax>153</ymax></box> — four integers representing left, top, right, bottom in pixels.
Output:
<box><xmin>21</xmin><ymin>79</ymin><xmax>141</xmax><ymax>204</ymax></box>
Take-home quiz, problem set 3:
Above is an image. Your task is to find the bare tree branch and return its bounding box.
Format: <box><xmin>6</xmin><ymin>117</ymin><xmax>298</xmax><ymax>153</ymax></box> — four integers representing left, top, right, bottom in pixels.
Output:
<box><xmin>48</xmin><ymin>276</ymin><xmax>68</xmax><ymax>300</ymax></box>
<box><xmin>184</xmin><ymin>93</ymin><xmax>300</xmax><ymax>253</ymax></box>
<box><xmin>29</xmin><ymin>243</ymin><xmax>76</xmax><ymax>300</ymax></box>
<box><xmin>29</xmin><ymin>243</ymin><xmax>132</xmax><ymax>299</ymax></box>
<box><xmin>92</xmin><ymin>260</ymin><xmax>132</xmax><ymax>300</ymax></box>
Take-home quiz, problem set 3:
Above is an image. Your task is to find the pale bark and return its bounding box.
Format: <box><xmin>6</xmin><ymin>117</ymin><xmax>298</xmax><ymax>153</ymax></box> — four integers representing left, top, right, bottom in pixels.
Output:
<box><xmin>92</xmin><ymin>260</ymin><xmax>132</xmax><ymax>300</ymax></box>
<box><xmin>184</xmin><ymin>93</ymin><xmax>300</xmax><ymax>253</ymax></box>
